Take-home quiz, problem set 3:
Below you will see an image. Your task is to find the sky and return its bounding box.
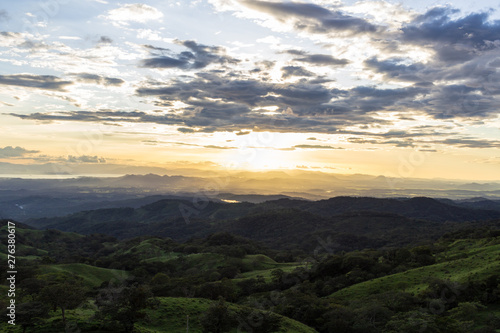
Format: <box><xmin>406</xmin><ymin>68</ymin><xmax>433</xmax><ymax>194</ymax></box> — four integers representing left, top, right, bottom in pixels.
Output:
<box><xmin>0</xmin><ymin>0</ymin><xmax>499</xmax><ymax>180</ymax></box>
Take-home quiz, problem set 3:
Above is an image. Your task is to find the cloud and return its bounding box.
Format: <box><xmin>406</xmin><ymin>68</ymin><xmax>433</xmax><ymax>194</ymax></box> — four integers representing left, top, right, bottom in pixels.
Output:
<box><xmin>141</xmin><ymin>40</ymin><xmax>239</xmax><ymax>70</ymax></box>
<box><xmin>72</xmin><ymin>73</ymin><xmax>124</xmax><ymax>86</ymax></box>
<box><xmin>0</xmin><ymin>74</ymin><xmax>73</xmax><ymax>91</ymax></box>
<box><xmin>98</xmin><ymin>36</ymin><xmax>113</xmax><ymax>44</ymax></box>
<box><xmin>239</xmin><ymin>0</ymin><xmax>381</xmax><ymax>36</ymax></box>
<box><xmin>203</xmin><ymin>145</ymin><xmax>237</xmax><ymax>149</ymax></box>
<box><xmin>0</xmin><ymin>146</ymin><xmax>39</xmax><ymax>158</ymax></box>
<box><xmin>293</xmin><ymin>144</ymin><xmax>343</xmax><ymax>149</ymax></box>
<box><xmin>0</xmin><ymin>100</ymin><xmax>14</xmax><ymax>106</ymax></box>
<box><xmin>66</xmin><ymin>155</ymin><xmax>106</xmax><ymax>163</ymax></box>
<box><xmin>177</xmin><ymin>127</ymin><xmax>196</xmax><ymax>133</ymax></box>
<box><xmin>435</xmin><ymin>138</ymin><xmax>500</xmax><ymax>149</ymax></box>
<box><xmin>18</xmin><ymin>40</ymin><xmax>49</xmax><ymax>50</ymax></box>
<box><xmin>402</xmin><ymin>8</ymin><xmax>500</xmax><ymax>63</ymax></box>
<box><xmin>323</xmin><ymin>85</ymin><xmax>426</xmax><ymax>114</ymax></box>
<box><xmin>293</xmin><ymin>53</ymin><xmax>350</xmax><ymax>66</ymax></box>
<box><xmin>281</xmin><ymin>65</ymin><xmax>315</xmax><ymax>79</ymax></box>
<box><xmin>135</xmin><ymin>72</ymin><xmax>343</xmax><ymax>118</ymax></box>
<box><xmin>106</xmin><ymin>3</ymin><xmax>163</xmax><ymax>24</ymax></box>
<box><xmin>0</xmin><ymin>10</ymin><xmax>9</xmax><ymax>22</ymax></box>
<box><xmin>364</xmin><ymin>57</ymin><xmax>425</xmax><ymax>82</ymax></box>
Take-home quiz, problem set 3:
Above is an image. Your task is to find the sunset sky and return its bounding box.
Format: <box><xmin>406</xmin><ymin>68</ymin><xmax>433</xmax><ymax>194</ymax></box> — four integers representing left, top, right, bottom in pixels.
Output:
<box><xmin>0</xmin><ymin>0</ymin><xmax>499</xmax><ymax>180</ymax></box>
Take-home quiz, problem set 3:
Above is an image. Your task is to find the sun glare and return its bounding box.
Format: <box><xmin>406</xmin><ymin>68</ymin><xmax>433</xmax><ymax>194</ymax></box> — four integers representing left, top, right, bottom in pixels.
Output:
<box><xmin>223</xmin><ymin>148</ymin><xmax>296</xmax><ymax>171</ymax></box>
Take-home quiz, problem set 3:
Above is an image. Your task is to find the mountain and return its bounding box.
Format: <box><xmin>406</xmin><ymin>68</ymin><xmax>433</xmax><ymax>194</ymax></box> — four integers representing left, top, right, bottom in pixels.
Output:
<box><xmin>453</xmin><ymin>198</ymin><xmax>500</xmax><ymax>212</ymax></box>
<box><xmin>25</xmin><ymin>196</ymin><xmax>500</xmax><ymax>251</ymax></box>
<box><xmin>248</xmin><ymin>196</ymin><xmax>500</xmax><ymax>222</ymax></box>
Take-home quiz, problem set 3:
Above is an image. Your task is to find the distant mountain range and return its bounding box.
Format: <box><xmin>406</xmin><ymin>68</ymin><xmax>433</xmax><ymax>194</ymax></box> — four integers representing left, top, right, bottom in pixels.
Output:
<box><xmin>24</xmin><ymin>196</ymin><xmax>500</xmax><ymax>252</ymax></box>
<box><xmin>1</xmin><ymin>172</ymin><xmax>500</xmax><ymax>222</ymax></box>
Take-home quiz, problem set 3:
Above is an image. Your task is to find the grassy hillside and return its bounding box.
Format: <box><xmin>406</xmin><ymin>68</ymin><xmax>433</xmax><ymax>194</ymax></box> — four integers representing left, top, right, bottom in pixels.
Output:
<box><xmin>38</xmin><ymin>263</ymin><xmax>129</xmax><ymax>288</ymax></box>
<box><xmin>137</xmin><ymin>297</ymin><xmax>317</xmax><ymax>333</ymax></box>
<box><xmin>0</xmin><ymin>297</ymin><xmax>317</xmax><ymax>333</ymax></box>
<box><xmin>329</xmin><ymin>236</ymin><xmax>500</xmax><ymax>301</ymax></box>
<box><xmin>2</xmin><ymin>220</ymin><xmax>500</xmax><ymax>332</ymax></box>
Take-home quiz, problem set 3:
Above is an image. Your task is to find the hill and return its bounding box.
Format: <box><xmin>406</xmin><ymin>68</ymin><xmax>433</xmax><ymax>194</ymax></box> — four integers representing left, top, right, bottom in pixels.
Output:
<box><xmin>2</xmin><ymin>220</ymin><xmax>500</xmax><ymax>333</ymax></box>
<box><xmin>24</xmin><ymin>196</ymin><xmax>500</xmax><ymax>252</ymax></box>
<box><xmin>329</xmin><ymin>237</ymin><xmax>500</xmax><ymax>301</ymax></box>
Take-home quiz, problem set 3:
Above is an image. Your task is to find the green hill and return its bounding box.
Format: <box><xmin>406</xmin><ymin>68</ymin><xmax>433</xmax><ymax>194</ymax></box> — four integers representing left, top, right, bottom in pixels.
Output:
<box><xmin>329</xmin><ymin>236</ymin><xmax>500</xmax><ymax>301</ymax></box>
<box><xmin>137</xmin><ymin>297</ymin><xmax>317</xmax><ymax>333</ymax></box>
<box><xmin>0</xmin><ymin>297</ymin><xmax>317</xmax><ymax>333</ymax></box>
<box><xmin>38</xmin><ymin>263</ymin><xmax>129</xmax><ymax>288</ymax></box>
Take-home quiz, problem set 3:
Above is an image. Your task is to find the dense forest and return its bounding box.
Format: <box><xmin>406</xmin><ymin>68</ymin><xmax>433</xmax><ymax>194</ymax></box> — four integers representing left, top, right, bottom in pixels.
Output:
<box><xmin>1</xmin><ymin>196</ymin><xmax>500</xmax><ymax>332</ymax></box>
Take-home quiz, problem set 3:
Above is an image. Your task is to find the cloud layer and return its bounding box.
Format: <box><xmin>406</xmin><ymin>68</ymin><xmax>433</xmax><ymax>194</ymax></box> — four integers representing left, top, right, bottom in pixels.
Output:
<box><xmin>0</xmin><ymin>146</ymin><xmax>39</xmax><ymax>158</ymax></box>
<box><xmin>0</xmin><ymin>74</ymin><xmax>72</xmax><ymax>91</ymax></box>
<box><xmin>1</xmin><ymin>0</ymin><xmax>500</xmax><ymax>160</ymax></box>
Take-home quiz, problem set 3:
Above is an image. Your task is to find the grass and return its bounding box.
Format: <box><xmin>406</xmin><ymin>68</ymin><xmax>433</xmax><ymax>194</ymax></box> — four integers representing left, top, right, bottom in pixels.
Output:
<box><xmin>38</xmin><ymin>263</ymin><xmax>129</xmax><ymax>287</ymax></box>
<box><xmin>236</xmin><ymin>264</ymin><xmax>301</xmax><ymax>282</ymax></box>
<box><xmin>136</xmin><ymin>297</ymin><xmax>318</xmax><ymax>333</ymax></box>
<box><xmin>329</xmin><ymin>237</ymin><xmax>500</xmax><ymax>302</ymax></box>
<box><xmin>0</xmin><ymin>297</ymin><xmax>317</xmax><ymax>333</ymax></box>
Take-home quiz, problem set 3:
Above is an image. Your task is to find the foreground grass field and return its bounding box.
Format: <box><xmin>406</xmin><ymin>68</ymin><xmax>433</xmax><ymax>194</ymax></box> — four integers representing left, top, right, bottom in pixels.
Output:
<box><xmin>0</xmin><ymin>297</ymin><xmax>318</xmax><ymax>333</ymax></box>
<box><xmin>137</xmin><ymin>297</ymin><xmax>317</xmax><ymax>333</ymax></box>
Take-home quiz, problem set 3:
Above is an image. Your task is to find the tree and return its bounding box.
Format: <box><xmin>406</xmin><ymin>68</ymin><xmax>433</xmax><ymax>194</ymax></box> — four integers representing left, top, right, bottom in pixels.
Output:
<box><xmin>448</xmin><ymin>302</ymin><xmax>485</xmax><ymax>321</ymax></box>
<box><xmin>17</xmin><ymin>301</ymin><xmax>50</xmax><ymax>333</ymax></box>
<box><xmin>384</xmin><ymin>310</ymin><xmax>440</xmax><ymax>333</ymax></box>
<box><xmin>197</xmin><ymin>279</ymin><xmax>237</xmax><ymax>302</ymax></box>
<box><xmin>236</xmin><ymin>308</ymin><xmax>282</xmax><ymax>333</ymax></box>
<box><xmin>270</xmin><ymin>269</ymin><xmax>284</xmax><ymax>286</ymax></box>
<box><xmin>200</xmin><ymin>297</ymin><xmax>237</xmax><ymax>333</ymax></box>
<box><xmin>19</xmin><ymin>278</ymin><xmax>47</xmax><ymax>301</ymax></box>
<box><xmin>353</xmin><ymin>301</ymin><xmax>393</xmax><ymax>332</ymax></box>
<box><xmin>96</xmin><ymin>284</ymin><xmax>156</xmax><ymax>333</ymax></box>
<box><xmin>39</xmin><ymin>282</ymin><xmax>87</xmax><ymax>331</ymax></box>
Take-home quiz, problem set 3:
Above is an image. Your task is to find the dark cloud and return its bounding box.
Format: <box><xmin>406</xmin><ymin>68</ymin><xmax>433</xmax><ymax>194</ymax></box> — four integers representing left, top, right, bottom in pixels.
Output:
<box><xmin>419</xmin><ymin>84</ymin><xmax>497</xmax><ymax>119</ymax></box>
<box><xmin>9</xmin><ymin>104</ymin><xmax>380</xmax><ymax>134</ymax></box>
<box><xmin>99</xmin><ymin>36</ymin><xmax>113</xmax><ymax>44</ymax></box>
<box><xmin>177</xmin><ymin>127</ymin><xmax>196</xmax><ymax>133</ymax></box>
<box><xmin>141</xmin><ymin>40</ymin><xmax>239</xmax><ymax>70</ymax></box>
<box><xmin>323</xmin><ymin>85</ymin><xmax>426</xmax><ymax>114</ymax></box>
<box><xmin>281</xmin><ymin>65</ymin><xmax>315</xmax><ymax>79</ymax></box>
<box><xmin>0</xmin><ymin>10</ymin><xmax>9</xmax><ymax>22</ymax></box>
<box><xmin>293</xmin><ymin>53</ymin><xmax>350</xmax><ymax>66</ymax></box>
<box><xmin>17</xmin><ymin>73</ymin><xmax>382</xmax><ymax>132</ymax></box>
<box><xmin>10</xmin><ymin>110</ymin><xmax>147</xmax><ymax>123</ymax></box>
<box><xmin>435</xmin><ymin>138</ymin><xmax>500</xmax><ymax>148</ymax></box>
<box><xmin>293</xmin><ymin>144</ymin><xmax>343</xmax><ymax>149</ymax></box>
<box><xmin>241</xmin><ymin>0</ymin><xmax>381</xmax><ymax>35</ymax></box>
<box><xmin>361</xmin><ymin>8</ymin><xmax>500</xmax><ymax>120</ymax></box>
<box><xmin>364</xmin><ymin>57</ymin><xmax>425</xmax><ymax>82</ymax></box>
<box><xmin>382</xmin><ymin>139</ymin><xmax>415</xmax><ymax>147</ymax></box>
<box><xmin>141</xmin><ymin>56</ymin><xmax>187</xmax><ymax>69</ymax></box>
<box><xmin>18</xmin><ymin>40</ymin><xmax>49</xmax><ymax>50</ymax></box>
<box><xmin>402</xmin><ymin>9</ymin><xmax>500</xmax><ymax>62</ymax></box>
<box><xmin>0</xmin><ymin>74</ymin><xmax>73</xmax><ymax>91</ymax></box>
<box><xmin>67</xmin><ymin>155</ymin><xmax>106</xmax><ymax>163</ymax></box>
<box><xmin>0</xmin><ymin>146</ymin><xmax>39</xmax><ymax>158</ymax></box>
<box><xmin>73</xmin><ymin>73</ymin><xmax>124</xmax><ymax>86</ymax></box>
<box><xmin>0</xmin><ymin>31</ymin><xmax>18</xmax><ymax>38</ymax></box>
<box><xmin>11</xmin><ymin>66</ymin><xmax>492</xmax><ymax>133</ymax></box>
